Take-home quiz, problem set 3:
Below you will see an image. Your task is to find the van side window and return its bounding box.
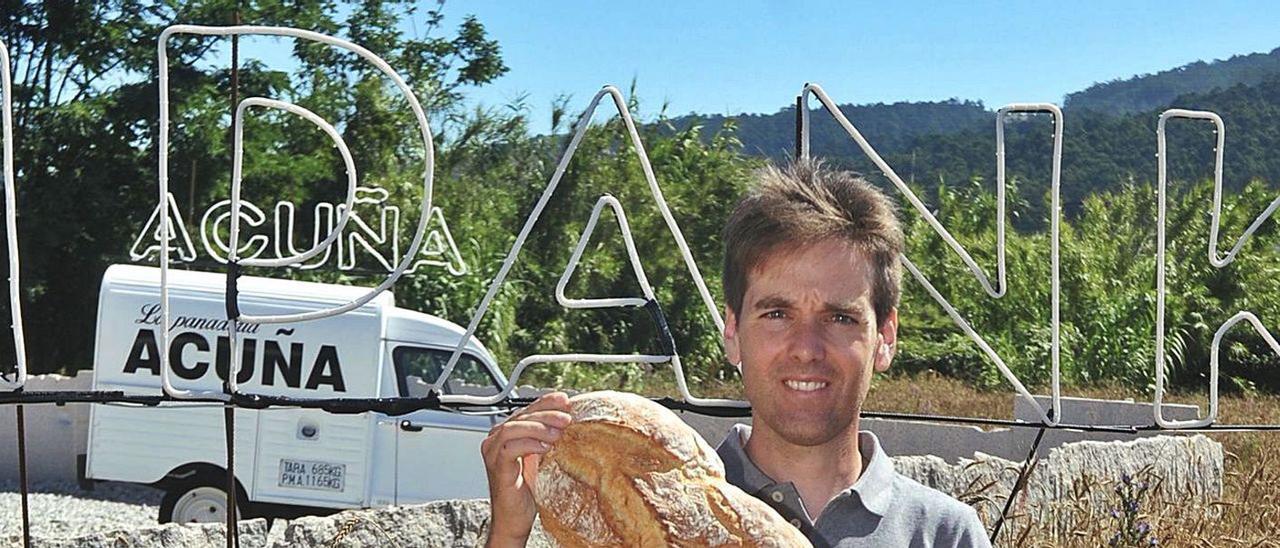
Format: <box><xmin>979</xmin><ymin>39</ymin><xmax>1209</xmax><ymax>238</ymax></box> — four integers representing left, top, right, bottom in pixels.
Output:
<box><xmin>393</xmin><ymin>346</ymin><xmax>501</xmax><ymax>398</ymax></box>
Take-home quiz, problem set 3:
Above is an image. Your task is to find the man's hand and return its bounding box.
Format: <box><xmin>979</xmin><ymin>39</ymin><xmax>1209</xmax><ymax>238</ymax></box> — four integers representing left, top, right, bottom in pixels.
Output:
<box><xmin>481</xmin><ymin>392</ymin><xmax>572</xmax><ymax>548</ymax></box>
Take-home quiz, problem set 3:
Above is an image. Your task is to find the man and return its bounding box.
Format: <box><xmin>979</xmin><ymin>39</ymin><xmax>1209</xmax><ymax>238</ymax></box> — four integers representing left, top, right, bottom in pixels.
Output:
<box><xmin>481</xmin><ymin>161</ymin><xmax>991</xmax><ymax>547</ymax></box>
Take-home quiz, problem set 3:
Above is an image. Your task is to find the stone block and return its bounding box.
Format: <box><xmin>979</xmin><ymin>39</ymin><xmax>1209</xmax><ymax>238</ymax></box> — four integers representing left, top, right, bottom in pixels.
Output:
<box><xmin>6</xmin><ymin>519</ymin><xmax>270</xmax><ymax>548</ymax></box>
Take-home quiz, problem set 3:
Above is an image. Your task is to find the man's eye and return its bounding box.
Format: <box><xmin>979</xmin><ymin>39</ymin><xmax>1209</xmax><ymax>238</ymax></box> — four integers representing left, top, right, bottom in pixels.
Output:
<box><xmin>764</xmin><ymin>310</ymin><xmax>787</xmax><ymax>319</ymax></box>
<box><xmin>832</xmin><ymin>313</ymin><xmax>857</xmax><ymax>325</ymax></box>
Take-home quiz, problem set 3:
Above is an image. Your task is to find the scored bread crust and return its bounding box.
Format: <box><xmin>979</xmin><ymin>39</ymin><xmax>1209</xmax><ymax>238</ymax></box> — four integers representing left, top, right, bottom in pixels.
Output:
<box><xmin>533</xmin><ymin>391</ymin><xmax>812</xmax><ymax>547</ymax></box>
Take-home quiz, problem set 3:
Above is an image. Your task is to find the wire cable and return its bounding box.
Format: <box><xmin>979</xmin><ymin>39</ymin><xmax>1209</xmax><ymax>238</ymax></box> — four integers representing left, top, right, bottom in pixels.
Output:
<box><xmin>989</xmin><ymin>412</ymin><xmax>1050</xmax><ymax>542</ymax></box>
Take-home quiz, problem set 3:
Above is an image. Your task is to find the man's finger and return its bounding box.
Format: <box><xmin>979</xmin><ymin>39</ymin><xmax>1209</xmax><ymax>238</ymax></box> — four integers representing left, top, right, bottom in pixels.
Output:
<box><xmin>502</xmin><ymin>409</ymin><xmax>572</xmax><ymax>430</ymax></box>
<box><xmin>482</xmin><ymin>392</ymin><xmax>572</xmax><ymax>490</ymax></box>
<box><xmin>490</xmin><ymin>420</ymin><xmax>565</xmax><ymax>447</ymax></box>
<box><xmin>497</xmin><ymin>438</ymin><xmax>553</xmax><ymax>463</ymax></box>
<box><xmin>510</xmin><ymin>391</ymin><xmax>571</xmax><ymax>418</ymax></box>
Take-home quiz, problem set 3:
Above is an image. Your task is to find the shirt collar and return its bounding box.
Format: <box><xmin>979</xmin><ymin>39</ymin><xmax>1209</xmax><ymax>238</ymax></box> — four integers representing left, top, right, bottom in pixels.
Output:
<box><xmin>849</xmin><ymin>429</ymin><xmax>895</xmax><ymax>517</ymax></box>
<box><xmin>715</xmin><ymin>423</ymin><xmax>896</xmax><ymax>518</ymax></box>
<box><xmin>718</xmin><ymin>424</ymin><xmax>776</xmax><ymax>490</ymax></box>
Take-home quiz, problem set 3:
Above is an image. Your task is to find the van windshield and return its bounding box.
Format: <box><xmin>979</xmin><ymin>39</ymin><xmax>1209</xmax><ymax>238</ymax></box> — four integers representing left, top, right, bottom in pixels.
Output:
<box><xmin>393</xmin><ymin>346</ymin><xmax>501</xmax><ymax>398</ymax></box>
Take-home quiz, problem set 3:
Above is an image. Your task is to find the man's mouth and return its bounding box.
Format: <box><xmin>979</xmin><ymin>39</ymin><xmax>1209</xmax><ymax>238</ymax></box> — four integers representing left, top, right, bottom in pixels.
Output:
<box><xmin>783</xmin><ymin>380</ymin><xmax>829</xmax><ymax>392</ymax></box>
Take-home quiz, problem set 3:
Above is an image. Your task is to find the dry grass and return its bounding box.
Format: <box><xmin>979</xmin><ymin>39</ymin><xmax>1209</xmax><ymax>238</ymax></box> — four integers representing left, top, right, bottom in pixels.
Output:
<box><xmin>864</xmin><ymin>373</ymin><xmax>1280</xmax><ymax>547</ymax></box>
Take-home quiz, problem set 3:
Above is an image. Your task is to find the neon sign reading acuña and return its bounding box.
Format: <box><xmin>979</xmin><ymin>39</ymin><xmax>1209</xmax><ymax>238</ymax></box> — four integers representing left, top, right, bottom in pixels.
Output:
<box><xmin>128</xmin><ymin>185</ymin><xmax>467</xmax><ymax>276</ymax></box>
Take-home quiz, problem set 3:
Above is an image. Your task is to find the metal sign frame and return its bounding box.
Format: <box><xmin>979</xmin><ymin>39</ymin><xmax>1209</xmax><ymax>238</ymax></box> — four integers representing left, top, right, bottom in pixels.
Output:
<box><xmin>0</xmin><ymin>41</ymin><xmax>27</xmax><ymax>391</ymax></box>
<box><xmin>1154</xmin><ymin>110</ymin><xmax>1280</xmax><ymax>428</ymax></box>
<box><xmin>433</xmin><ymin>85</ymin><xmax>743</xmax><ymax>408</ymax></box>
<box><xmin>156</xmin><ymin>25</ymin><xmax>437</xmax><ymax>402</ymax></box>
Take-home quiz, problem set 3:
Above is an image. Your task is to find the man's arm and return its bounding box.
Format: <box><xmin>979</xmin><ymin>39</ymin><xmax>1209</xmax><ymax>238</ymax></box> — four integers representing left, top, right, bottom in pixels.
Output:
<box><xmin>481</xmin><ymin>392</ymin><xmax>572</xmax><ymax>548</ymax></box>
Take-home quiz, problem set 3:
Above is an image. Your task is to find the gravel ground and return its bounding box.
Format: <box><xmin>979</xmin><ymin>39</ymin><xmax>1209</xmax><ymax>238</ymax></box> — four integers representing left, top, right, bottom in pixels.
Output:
<box><xmin>0</xmin><ymin>480</ymin><xmax>163</xmax><ymax>540</ymax></box>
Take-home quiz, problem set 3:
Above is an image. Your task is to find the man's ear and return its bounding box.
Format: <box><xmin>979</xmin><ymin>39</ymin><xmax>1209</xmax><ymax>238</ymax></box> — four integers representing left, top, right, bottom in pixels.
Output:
<box><xmin>723</xmin><ymin>306</ymin><xmax>742</xmax><ymax>368</ymax></box>
<box><xmin>873</xmin><ymin>308</ymin><xmax>898</xmax><ymax>374</ymax></box>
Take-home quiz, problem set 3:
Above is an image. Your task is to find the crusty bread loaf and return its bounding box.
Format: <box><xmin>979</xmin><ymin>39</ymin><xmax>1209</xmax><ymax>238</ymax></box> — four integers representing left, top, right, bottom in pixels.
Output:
<box><xmin>533</xmin><ymin>391</ymin><xmax>812</xmax><ymax>547</ymax></box>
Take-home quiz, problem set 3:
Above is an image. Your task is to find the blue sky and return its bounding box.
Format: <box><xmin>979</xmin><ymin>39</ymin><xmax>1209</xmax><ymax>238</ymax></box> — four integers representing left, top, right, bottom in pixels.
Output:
<box><xmin>424</xmin><ymin>1</ymin><xmax>1280</xmax><ymax>132</ymax></box>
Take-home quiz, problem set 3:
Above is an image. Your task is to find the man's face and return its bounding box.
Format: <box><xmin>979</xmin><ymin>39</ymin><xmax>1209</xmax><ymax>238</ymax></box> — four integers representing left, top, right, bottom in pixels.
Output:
<box><xmin>724</xmin><ymin>239</ymin><xmax>897</xmax><ymax>447</ymax></box>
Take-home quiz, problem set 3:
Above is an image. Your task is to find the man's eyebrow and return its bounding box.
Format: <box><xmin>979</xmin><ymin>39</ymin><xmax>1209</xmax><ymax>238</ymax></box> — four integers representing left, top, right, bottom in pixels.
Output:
<box><xmin>751</xmin><ymin>295</ymin><xmax>792</xmax><ymax>310</ymax></box>
<box><xmin>751</xmin><ymin>296</ymin><xmax>869</xmax><ymax>315</ymax></box>
<box><xmin>824</xmin><ymin>301</ymin><xmax>869</xmax><ymax>315</ymax></box>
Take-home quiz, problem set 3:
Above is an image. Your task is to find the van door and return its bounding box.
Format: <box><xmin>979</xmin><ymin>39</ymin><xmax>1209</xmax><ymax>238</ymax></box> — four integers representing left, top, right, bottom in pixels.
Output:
<box><xmin>387</xmin><ymin>344</ymin><xmax>503</xmax><ymax>504</ymax></box>
<box><xmin>252</xmin><ymin>409</ymin><xmax>373</xmax><ymax>508</ymax></box>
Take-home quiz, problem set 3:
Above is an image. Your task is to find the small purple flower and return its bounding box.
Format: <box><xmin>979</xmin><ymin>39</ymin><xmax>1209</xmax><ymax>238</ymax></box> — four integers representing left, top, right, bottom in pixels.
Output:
<box><xmin>1121</xmin><ymin>473</ymin><xmax>1132</xmax><ymax>485</ymax></box>
<box><xmin>1150</xmin><ymin>538</ymin><xmax>1159</xmax><ymax>546</ymax></box>
<box><xmin>1136</xmin><ymin>521</ymin><xmax>1151</xmax><ymax>534</ymax></box>
<box><xmin>1110</xmin><ymin>509</ymin><xmax>1121</xmax><ymax>519</ymax></box>
<box><xmin>1127</xmin><ymin>500</ymin><xmax>1140</xmax><ymax>513</ymax></box>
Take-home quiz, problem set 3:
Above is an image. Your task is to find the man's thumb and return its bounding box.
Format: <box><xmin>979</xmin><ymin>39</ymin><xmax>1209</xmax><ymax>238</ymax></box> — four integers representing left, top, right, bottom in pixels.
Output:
<box><xmin>520</xmin><ymin>453</ymin><xmax>542</xmax><ymax>493</ymax></box>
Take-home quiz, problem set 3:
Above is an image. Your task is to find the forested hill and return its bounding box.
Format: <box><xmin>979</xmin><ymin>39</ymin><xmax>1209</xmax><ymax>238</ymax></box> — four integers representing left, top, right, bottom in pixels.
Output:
<box><xmin>667</xmin><ymin>99</ymin><xmax>993</xmax><ymax>162</ymax></box>
<box><xmin>663</xmin><ymin>47</ymin><xmax>1280</xmax><ymax>229</ymax></box>
<box><xmin>855</xmin><ymin>77</ymin><xmax>1280</xmax><ymax>227</ymax></box>
<box><xmin>666</xmin><ymin>47</ymin><xmax>1280</xmax><ymax>166</ymax></box>
<box><xmin>1065</xmin><ymin>48</ymin><xmax>1280</xmax><ymax>114</ymax></box>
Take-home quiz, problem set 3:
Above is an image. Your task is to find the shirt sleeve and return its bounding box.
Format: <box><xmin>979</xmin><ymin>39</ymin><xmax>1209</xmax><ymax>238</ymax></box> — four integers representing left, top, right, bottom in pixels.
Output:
<box><xmin>949</xmin><ymin>506</ymin><xmax>993</xmax><ymax>548</ymax></box>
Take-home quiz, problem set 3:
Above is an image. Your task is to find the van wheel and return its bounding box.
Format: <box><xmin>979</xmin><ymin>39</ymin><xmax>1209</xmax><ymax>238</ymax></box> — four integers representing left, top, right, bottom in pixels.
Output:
<box><xmin>159</xmin><ymin>479</ymin><xmax>248</xmax><ymax>524</ymax></box>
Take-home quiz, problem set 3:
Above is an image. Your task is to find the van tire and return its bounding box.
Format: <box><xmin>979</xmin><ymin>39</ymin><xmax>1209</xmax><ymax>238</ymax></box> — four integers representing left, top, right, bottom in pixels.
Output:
<box><xmin>158</xmin><ymin>476</ymin><xmax>250</xmax><ymax>524</ymax></box>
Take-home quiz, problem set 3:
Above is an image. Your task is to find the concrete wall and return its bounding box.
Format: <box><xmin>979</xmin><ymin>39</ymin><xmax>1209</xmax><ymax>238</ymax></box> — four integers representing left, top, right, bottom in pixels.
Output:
<box><xmin>677</xmin><ymin>394</ymin><xmax>1202</xmax><ymax>463</ymax></box>
<box><xmin>0</xmin><ymin>372</ymin><xmax>92</xmax><ymax>483</ymax></box>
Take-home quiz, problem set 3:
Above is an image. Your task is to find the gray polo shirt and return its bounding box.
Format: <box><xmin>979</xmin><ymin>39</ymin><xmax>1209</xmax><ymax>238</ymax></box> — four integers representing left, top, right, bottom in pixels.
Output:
<box><xmin>717</xmin><ymin>424</ymin><xmax>991</xmax><ymax>548</ymax></box>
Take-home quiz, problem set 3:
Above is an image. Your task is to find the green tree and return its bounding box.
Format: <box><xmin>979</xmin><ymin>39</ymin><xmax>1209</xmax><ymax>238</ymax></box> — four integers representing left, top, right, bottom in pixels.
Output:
<box><xmin>0</xmin><ymin>0</ymin><xmax>507</xmax><ymax>373</ymax></box>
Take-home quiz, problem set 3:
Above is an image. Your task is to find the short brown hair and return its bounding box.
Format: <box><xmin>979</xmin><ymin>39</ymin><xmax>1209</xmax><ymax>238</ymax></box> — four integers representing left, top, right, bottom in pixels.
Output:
<box><xmin>722</xmin><ymin>160</ymin><xmax>904</xmax><ymax>325</ymax></box>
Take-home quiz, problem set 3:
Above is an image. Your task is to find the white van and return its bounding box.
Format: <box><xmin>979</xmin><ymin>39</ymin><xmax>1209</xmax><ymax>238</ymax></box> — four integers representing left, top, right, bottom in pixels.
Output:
<box><xmin>83</xmin><ymin>264</ymin><xmax>508</xmax><ymax>523</ymax></box>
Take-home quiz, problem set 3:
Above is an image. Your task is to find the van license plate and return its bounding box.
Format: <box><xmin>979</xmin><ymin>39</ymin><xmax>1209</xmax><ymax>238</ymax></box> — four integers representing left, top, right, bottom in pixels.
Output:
<box><xmin>279</xmin><ymin>459</ymin><xmax>345</xmax><ymax>492</ymax></box>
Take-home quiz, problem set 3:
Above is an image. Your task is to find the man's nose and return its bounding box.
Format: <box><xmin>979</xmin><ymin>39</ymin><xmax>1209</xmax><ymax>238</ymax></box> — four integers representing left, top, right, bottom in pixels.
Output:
<box><xmin>787</xmin><ymin>319</ymin><xmax>826</xmax><ymax>363</ymax></box>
